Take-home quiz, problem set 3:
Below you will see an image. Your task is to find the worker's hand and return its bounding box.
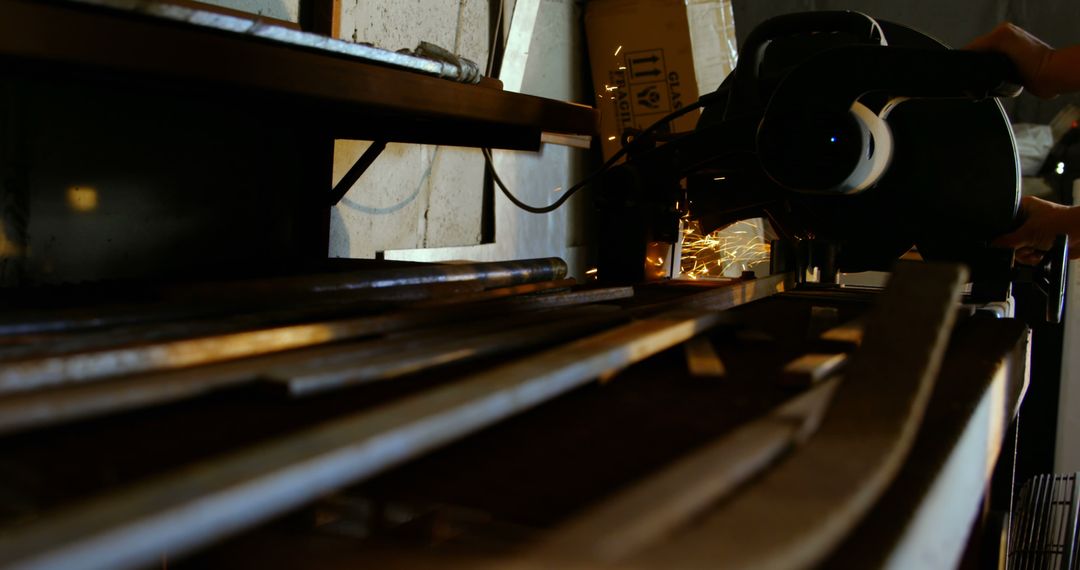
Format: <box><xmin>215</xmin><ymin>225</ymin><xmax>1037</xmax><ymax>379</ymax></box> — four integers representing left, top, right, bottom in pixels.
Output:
<box><xmin>993</xmin><ymin>196</ymin><xmax>1080</xmax><ymax>264</ymax></box>
<box><xmin>968</xmin><ymin>22</ymin><xmax>1057</xmax><ymax>98</ymax></box>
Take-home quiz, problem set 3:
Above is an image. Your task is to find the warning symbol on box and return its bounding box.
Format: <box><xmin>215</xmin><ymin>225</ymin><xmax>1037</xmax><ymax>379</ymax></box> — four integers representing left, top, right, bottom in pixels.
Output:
<box><xmin>627</xmin><ymin>49</ymin><xmax>665</xmax><ymax>84</ymax></box>
<box><xmin>631</xmin><ymin>82</ymin><xmax>671</xmax><ymax>116</ymax></box>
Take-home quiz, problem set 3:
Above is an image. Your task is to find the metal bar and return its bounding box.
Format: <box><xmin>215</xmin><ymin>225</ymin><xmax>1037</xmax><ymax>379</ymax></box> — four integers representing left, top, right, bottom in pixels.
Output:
<box><xmin>0</xmin><ymin>283</ymin><xmax>481</xmax><ymax>363</ymax></box>
<box><xmin>485</xmin><ymin>286</ymin><xmax>633</xmax><ymax>310</ymax></box>
<box><xmin>1029</xmin><ymin>478</ymin><xmax>1041</xmax><ymax>569</ymax></box>
<box><xmin>0</xmin><ymin>319</ymin><xmax>379</xmax><ymax>395</ymax></box>
<box><xmin>1056</xmin><ymin>475</ymin><xmax>1069</xmax><ymax>567</ymax></box>
<box><xmin>1054</xmin><ymin>476</ymin><xmax>1071</xmax><ymax>568</ymax></box>
<box><xmin>1041</xmin><ymin>475</ymin><xmax>1055</xmax><ymax>569</ymax></box>
<box><xmin>1016</xmin><ymin>480</ymin><xmax>1035</xmax><ymax>568</ymax></box>
<box><xmin>328</xmin><ymin>140</ymin><xmax>387</xmax><ymax>206</ymax></box>
<box><xmin>1018</xmin><ymin>477</ymin><xmax>1037</xmax><ymax>570</ymax></box>
<box><xmin>521</xmin><ymin>379</ymin><xmax>840</xmax><ymax>565</ymax></box>
<box><xmin>0</xmin><ymin>280</ymin><xmax>771</xmax><ymax>570</ymax></box>
<box><xmin>630</xmin><ymin>262</ymin><xmax>968</xmax><ymax>569</ymax></box>
<box><xmin>1027</xmin><ymin>475</ymin><xmax>1048</xmax><ymax>570</ymax></box>
<box><xmin>1007</xmin><ymin>482</ymin><xmax>1020</xmax><ymax>563</ymax></box>
<box><xmin>0</xmin><ymin>287</ymin><xmax>635</xmax><ymax>435</ymax></box>
<box><xmin>1050</xmin><ymin>475</ymin><xmax>1060</xmax><ymax>567</ymax></box>
<box><xmin>0</xmin><ymin>262</ymin><xmax>569</xmax><ymax>341</ymax></box>
<box><xmin>0</xmin><ymin>278</ymin><xmax>574</xmax><ymax>366</ymax></box>
<box><xmin>1036</xmin><ymin>475</ymin><xmax>1053</xmax><ymax>570</ymax></box>
<box><xmin>1066</xmin><ymin>474</ymin><xmax>1080</xmax><ymax>570</ymax></box>
<box><xmin>0</xmin><ymin>259</ymin><xmax>570</xmax><ymax>394</ymax></box>
<box><xmin>1009</xmin><ymin>482</ymin><xmax>1030</xmax><ymax>565</ymax></box>
<box><xmin>540</xmin><ymin>132</ymin><xmax>593</xmax><ymax>149</ymax></box>
<box><xmin>270</xmin><ymin>306</ymin><xmax>631</xmax><ymax>396</ymax></box>
<box><xmin>683</xmin><ymin>337</ymin><xmax>726</xmax><ymax>377</ymax></box>
<box><xmin>0</xmin><ymin>300</ymin><xmax>254</xmax><ymax>338</ymax></box>
<box><xmin>411</xmin><ymin>278</ymin><xmax>577</xmax><ymax>308</ymax></box>
<box><xmin>174</xmin><ymin>257</ymin><xmax>569</xmax><ymax>297</ymax></box>
<box><xmin>780</xmin><ymin>353</ymin><xmax>849</xmax><ymax>387</ymax></box>
<box><xmin>1018</xmin><ymin>477</ymin><xmax>1035</xmax><ymax>569</ymax></box>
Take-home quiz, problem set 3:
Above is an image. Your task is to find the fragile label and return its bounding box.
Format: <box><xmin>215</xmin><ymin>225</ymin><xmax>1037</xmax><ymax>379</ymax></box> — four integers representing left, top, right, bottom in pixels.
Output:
<box><xmin>609</xmin><ymin>48</ymin><xmax>687</xmax><ymax>135</ymax></box>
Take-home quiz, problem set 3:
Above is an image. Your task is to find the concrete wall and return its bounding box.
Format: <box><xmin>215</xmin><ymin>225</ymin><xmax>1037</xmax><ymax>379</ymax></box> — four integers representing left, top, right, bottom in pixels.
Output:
<box><xmin>329</xmin><ymin>0</ymin><xmax>493</xmax><ymax>259</ymax></box>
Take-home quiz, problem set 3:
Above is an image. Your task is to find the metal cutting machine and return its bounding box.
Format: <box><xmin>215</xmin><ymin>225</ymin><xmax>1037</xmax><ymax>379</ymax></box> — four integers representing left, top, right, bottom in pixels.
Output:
<box><xmin>597</xmin><ymin>11</ymin><xmax>1066</xmax><ymax>321</ymax></box>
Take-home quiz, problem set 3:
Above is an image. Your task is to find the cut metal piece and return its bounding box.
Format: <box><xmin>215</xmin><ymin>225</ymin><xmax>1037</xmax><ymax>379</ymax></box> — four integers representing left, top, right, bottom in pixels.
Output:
<box><xmin>820</xmin><ymin>319</ymin><xmax>866</xmax><ymax>346</ymax></box>
<box><xmin>683</xmin><ymin>336</ymin><xmax>726</xmax><ymax>377</ymax></box>
<box><xmin>781</xmin><ymin>353</ymin><xmax>848</xmax><ymax>387</ymax></box>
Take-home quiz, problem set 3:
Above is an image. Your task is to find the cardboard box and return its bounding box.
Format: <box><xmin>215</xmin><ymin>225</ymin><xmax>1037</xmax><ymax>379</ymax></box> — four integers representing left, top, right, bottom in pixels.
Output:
<box><xmin>585</xmin><ymin>0</ymin><xmax>701</xmax><ymax>161</ymax></box>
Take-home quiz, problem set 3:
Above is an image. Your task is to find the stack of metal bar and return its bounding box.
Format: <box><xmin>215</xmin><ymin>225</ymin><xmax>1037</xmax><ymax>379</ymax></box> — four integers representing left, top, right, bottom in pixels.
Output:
<box><xmin>0</xmin><ymin>257</ymin><xmax>800</xmax><ymax>569</ymax></box>
<box><xmin>0</xmin><ymin>259</ymin><xmax>1030</xmax><ymax>569</ymax></box>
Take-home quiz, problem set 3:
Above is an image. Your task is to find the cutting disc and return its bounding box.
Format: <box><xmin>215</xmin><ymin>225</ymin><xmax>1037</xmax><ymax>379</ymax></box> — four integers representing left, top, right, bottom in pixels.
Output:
<box><xmin>796</xmin><ymin>20</ymin><xmax>1021</xmax><ymax>271</ymax></box>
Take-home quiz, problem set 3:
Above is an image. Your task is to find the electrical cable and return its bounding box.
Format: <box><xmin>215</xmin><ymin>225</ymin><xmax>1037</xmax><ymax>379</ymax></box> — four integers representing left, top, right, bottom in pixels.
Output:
<box><xmin>483</xmin><ymin>89</ymin><xmax>726</xmax><ymax>214</ymax></box>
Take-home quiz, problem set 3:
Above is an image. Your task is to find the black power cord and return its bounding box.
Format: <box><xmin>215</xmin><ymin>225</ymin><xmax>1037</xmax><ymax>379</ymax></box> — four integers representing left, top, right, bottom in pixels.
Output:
<box><xmin>483</xmin><ymin>88</ymin><xmax>725</xmax><ymax>214</ymax></box>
